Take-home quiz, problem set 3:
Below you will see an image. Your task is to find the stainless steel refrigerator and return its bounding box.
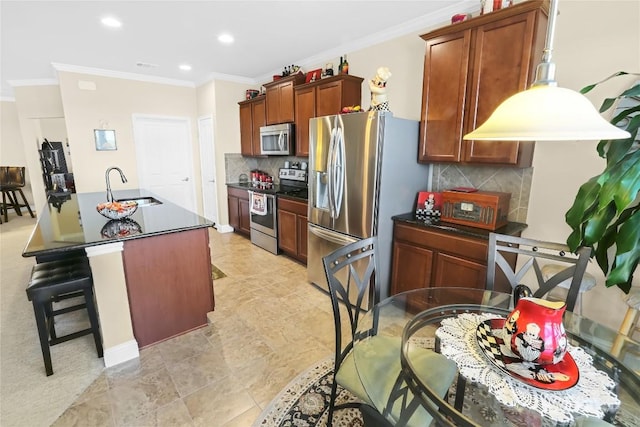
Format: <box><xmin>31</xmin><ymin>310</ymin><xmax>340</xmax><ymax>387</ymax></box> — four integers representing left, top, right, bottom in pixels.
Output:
<box><xmin>307</xmin><ymin>111</ymin><xmax>431</xmax><ymax>298</ymax></box>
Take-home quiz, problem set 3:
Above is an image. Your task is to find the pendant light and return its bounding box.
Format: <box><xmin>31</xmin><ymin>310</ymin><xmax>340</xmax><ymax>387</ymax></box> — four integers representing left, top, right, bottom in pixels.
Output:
<box><xmin>463</xmin><ymin>0</ymin><xmax>630</xmax><ymax>141</ymax></box>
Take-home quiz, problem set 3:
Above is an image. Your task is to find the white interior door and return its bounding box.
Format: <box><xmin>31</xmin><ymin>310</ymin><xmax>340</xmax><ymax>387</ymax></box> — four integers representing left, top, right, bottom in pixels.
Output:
<box><xmin>133</xmin><ymin>115</ymin><xmax>196</xmax><ymax>212</ymax></box>
<box><xmin>198</xmin><ymin>115</ymin><xmax>218</xmax><ymax>224</ymax></box>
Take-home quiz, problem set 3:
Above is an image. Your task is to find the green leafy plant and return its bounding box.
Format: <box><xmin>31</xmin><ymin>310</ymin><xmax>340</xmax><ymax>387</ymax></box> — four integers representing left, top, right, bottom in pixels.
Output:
<box><xmin>566</xmin><ymin>72</ymin><xmax>640</xmax><ymax>293</ymax></box>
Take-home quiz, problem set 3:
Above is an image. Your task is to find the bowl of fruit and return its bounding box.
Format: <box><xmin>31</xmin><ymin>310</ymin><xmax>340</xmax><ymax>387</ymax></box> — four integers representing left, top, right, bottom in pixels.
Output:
<box><xmin>96</xmin><ymin>200</ymin><xmax>138</xmax><ymax>220</ymax></box>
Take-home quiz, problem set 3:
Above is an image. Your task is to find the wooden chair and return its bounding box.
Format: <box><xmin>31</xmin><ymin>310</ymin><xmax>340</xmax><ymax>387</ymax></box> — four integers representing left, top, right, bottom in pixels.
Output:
<box><xmin>486</xmin><ymin>233</ymin><xmax>592</xmax><ymax>313</ymax></box>
<box><xmin>0</xmin><ymin>166</ymin><xmax>35</xmax><ymax>221</ymax></box>
<box><xmin>322</xmin><ymin>236</ymin><xmax>456</xmax><ymax>427</ymax></box>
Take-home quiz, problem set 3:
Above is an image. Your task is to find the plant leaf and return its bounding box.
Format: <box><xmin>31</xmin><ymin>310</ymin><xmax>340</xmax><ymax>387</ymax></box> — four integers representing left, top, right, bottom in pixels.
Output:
<box><xmin>565</xmin><ymin>177</ymin><xmax>601</xmax><ymax>231</ymax></box>
<box><xmin>599</xmin><ymin>150</ymin><xmax>640</xmax><ymax>212</ymax></box>
<box><xmin>605</xmin><ymin>209</ymin><xmax>640</xmax><ymax>291</ymax></box>
<box><xmin>582</xmin><ymin>202</ymin><xmax>617</xmax><ymax>245</ymax></box>
<box><xmin>579</xmin><ymin>71</ymin><xmax>632</xmax><ymax>95</ymax></box>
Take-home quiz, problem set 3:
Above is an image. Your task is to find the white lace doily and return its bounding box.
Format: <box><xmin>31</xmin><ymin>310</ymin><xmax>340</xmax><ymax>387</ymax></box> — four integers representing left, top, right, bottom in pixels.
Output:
<box><xmin>435</xmin><ymin>313</ymin><xmax>621</xmax><ymax>425</ymax></box>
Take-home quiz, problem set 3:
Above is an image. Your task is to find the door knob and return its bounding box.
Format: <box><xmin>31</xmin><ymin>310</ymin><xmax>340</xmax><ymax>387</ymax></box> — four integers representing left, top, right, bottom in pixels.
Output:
<box><xmin>182</xmin><ymin>177</ymin><xmax>189</xmax><ymax>182</ymax></box>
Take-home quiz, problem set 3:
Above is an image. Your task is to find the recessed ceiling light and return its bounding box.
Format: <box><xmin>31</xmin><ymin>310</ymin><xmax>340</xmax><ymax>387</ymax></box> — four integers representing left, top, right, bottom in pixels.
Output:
<box><xmin>179</xmin><ymin>64</ymin><xmax>192</xmax><ymax>71</ymax></box>
<box><xmin>218</xmin><ymin>33</ymin><xmax>234</xmax><ymax>44</ymax></box>
<box><xmin>101</xmin><ymin>16</ymin><xmax>122</xmax><ymax>28</ymax></box>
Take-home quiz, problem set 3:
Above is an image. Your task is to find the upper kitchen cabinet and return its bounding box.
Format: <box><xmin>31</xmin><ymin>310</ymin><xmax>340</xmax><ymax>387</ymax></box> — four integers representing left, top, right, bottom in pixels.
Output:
<box><xmin>239</xmin><ymin>96</ymin><xmax>266</xmax><ymax>156</ymax></box>
<box><xmin>294</xmin><ymin>74</ymin><xmax>363</xmax><ymax>157</ymax></box>
<box><xmin>418</xmin><ymin>1</ymin><xmax>548</xmax><ymax>167</ymax></box>
<box><xmin>264</xmin><ymin>73</ymin><xmax>306</xmax><ymax>125</ymax></box>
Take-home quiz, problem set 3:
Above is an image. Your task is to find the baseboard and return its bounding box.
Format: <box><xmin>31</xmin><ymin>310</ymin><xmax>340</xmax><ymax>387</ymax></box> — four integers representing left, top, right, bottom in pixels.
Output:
<box><xmin>216</xmin><ymin>224</ymin><xmax>234</xmax><ymax>233</ymax></box>
<box><xmin>103</xmin><ymin>339</ymin><xmax>139</xmax><ymax>368</ymax></box>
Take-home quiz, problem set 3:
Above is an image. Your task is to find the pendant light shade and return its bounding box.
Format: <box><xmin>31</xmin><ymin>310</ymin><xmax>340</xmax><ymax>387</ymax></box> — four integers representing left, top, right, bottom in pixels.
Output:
<box><xmin>463</xmin><ymin>0</ymin><xmax>631</xmax><ymax>142</ymax></box>
<box><xmin>463</xmin><ymin>85</ymin><xmax>631</xmax><ymax>141</ymax></box>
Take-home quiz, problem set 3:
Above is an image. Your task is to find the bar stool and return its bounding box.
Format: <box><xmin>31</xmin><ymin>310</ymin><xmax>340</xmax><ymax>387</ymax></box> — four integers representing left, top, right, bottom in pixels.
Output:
<box><xmin>0</xmin><ymin>166</ymin><xmax>34</xmax><ymax>221</ymax></box>
<box><xmin>26</xmin><ymin>256</ymin><xmax>103</xmax><ymax>376</ymax></box>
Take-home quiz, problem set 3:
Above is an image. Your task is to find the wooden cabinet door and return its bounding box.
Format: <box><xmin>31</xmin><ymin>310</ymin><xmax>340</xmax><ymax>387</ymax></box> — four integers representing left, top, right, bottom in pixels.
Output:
<box><xmin>279</xmin><ymin>81</ymin><xmax>296</xmax><ymax>123</ymax></box>
<box><xmin>239</xmin><ymin>103</ymin><xmax>253</xmax><ymax>156</ymax></box>
<box><xmin>391</xmin><ymin>241</ymin><xmax>433</xmax><ymax>295</ymax></box>
<box><xmin>252</xmin><ymin>98</ymin><xmax>266</xmax><ymax>156</ymax></box>
<box><xmin>227</xmin><ymin>195</ymin><xmax>240</xmax><ymax>230</ymax></box>
<box><xmin>463</xmin><ymin>11</ymin><xmax>537</xmax><ymax>165</ymax></box>
<box><xmin>419</xmin><ymin>30</ymin><xmax>471</xmax><ymax>163</ymax></box>
<box><xmin>278</xmin><ymin>209</ymin><xmax>298</xmax><ymax>255</ymax></box>
<box><xmin>265</xmin><ymin>84</ymin><xmax>280</xmax><ymax>125</ymax></box>
<box><xmin>297</xmin><ymin>215</ymin><xmax>308</xmax><ymax>262</ymax></box>
<box><xmin>239</xmin><ymin>198</ymin><xmax>251</xmax><ymax>235</ymax></box>
<box><xmin>316</xmin><ymin>80</ymin><xmax>343</xmax><ymax>117</ymax></box>
<box><xmin>433</xmin><ymin>252</ymin><xmax>486</xmax><ymax>289</ymax></box>
<box><xmin>294</xmin><ymin>86</ymin><xmax>316</xmax><ymax>157</ymax></box>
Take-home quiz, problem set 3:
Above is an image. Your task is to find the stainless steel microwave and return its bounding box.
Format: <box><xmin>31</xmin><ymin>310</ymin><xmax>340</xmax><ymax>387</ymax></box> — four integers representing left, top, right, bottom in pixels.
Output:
<box><xmin>259</xmin><ymin>123</ymin><xmax>294</xmax><ymax>155</ymax></box>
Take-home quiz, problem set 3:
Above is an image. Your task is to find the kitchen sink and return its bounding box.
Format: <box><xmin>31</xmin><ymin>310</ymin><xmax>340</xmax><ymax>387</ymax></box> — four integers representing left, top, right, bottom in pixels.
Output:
<box><xmin>116</xmin><ymin>196</ymin><xmax>163</xmax><ymax>207</ymax></box>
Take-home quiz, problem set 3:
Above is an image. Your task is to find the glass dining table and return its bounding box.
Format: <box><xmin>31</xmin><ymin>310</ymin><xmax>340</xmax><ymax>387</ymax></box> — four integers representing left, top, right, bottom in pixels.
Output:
<box><xmin>352</xmin><ymin>287</ymin><xmax>640</xmax><ymax>427</ymax></box>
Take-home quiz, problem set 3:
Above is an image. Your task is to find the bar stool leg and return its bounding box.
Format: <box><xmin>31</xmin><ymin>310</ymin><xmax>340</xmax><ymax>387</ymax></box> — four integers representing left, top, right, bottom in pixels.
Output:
<box><xmin>1</xmin><ymin>191</ymin><xmax>8</xmax><ymax>222</ymax></box>
<box><xmin>32</xmin><ymin>299</ymin><xmax>54</xmax><ymax>376</ymax></box>
<box><xmin>16</xmin><ymin>188</ymin><xmax>34</xmax><ymax>218</ymax></box>
<box><xmin>83</xmin><ymin>288</ymin><xmax>104</xmax><ymax>357</ymax></box>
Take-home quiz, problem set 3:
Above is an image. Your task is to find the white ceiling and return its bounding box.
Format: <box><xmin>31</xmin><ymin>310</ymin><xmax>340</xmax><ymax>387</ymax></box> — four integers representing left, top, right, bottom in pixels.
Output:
<box><xmin>0</xmin><ymin>1</ymin><xmax>478</xmax><ymax>99</ymax></box>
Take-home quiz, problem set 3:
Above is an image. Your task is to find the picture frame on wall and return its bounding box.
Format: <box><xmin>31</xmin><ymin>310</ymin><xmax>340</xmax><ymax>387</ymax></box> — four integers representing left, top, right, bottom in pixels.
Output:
<box><xmin>94</xmin><ymin>129</ymin><xmax>117</xmax><ymax>151</ymax></box>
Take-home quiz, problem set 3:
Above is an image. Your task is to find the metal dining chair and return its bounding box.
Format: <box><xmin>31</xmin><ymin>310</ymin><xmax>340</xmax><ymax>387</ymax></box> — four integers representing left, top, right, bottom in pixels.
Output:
<box><xmin>322</xmin><ymin>236</ymin><xmax>456</xmax><ymax>427</ymax></box>
<box><xmin>486</xmin><ymin>233</ymin><xmax>592</xmax><ymax>313</ymax></box>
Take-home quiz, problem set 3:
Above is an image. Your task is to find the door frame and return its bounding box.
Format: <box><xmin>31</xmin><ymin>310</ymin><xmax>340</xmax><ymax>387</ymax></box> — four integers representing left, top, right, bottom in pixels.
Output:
<box><xmin>132</xmin><ymin>114</ymin><xmax>197</xmax><ymax>212</ymax></box>
<box><xmin>197</xmin><ymin>114</ymin><xmax>219</xmax><ymax>226</ymax></box>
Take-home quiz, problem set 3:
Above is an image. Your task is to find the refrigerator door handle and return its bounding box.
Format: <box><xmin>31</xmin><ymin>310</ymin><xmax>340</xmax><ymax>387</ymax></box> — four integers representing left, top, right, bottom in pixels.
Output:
<box><xmin>333</xmin><ymin>126</ymin><xmax>345</xmax><ymax>215</ymax></box>
<box><xmin>327</xmin><ymin>126</ymin><xmax>337</xmax><ymax>218</ymax></box>
<box><xmin>309</xmin><ymin>224</ymin><xmax>358</xmax><ymax>246</ymax></box>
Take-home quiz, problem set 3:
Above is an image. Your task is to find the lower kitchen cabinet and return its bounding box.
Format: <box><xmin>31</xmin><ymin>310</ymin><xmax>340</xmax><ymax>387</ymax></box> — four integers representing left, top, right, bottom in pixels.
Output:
<box><xmin>227</xmin><ymin>187</ymin><xmax>250</xmax><ymax>236</ymax></box>
<box><xmin>278</xmin><ymin>197</ymin><xmax>308</xmax><ymax>264</ymax></box>
<box><xmin>391</xmin><ymin>221</ymin><xmax>518</xmax><ymax>294</ymax></box>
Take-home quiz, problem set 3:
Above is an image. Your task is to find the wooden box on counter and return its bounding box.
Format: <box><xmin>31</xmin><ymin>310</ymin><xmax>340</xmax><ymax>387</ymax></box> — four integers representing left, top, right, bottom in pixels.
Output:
<box><xmin>441</xmin><ymin>190</ymin><xmax>510</xmax><ymax>231</ymax></box>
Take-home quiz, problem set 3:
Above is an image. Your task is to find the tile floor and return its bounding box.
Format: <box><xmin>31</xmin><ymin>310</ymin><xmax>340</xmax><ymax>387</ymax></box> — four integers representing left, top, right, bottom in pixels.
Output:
<box><xmin>53</xmin><ymin>229</ymin><xmax>336</xmax><ymax>426</ymax></box>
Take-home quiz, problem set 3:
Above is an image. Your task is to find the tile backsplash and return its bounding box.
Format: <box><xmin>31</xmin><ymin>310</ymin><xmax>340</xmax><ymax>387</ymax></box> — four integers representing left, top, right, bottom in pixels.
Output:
<box><xmin>224</xmin><ymin>153</ymin><xmax>307</xmax><ymax>184</ymax></box>
<box><xmin>225</xmin><ymin>153</ymin><xmax>532</xmax><ymax>223</ymax></box>
<box><xmin>432</xmin><ymin>164</ymin><xmax>532</xmax><ymax>223</ymax></box>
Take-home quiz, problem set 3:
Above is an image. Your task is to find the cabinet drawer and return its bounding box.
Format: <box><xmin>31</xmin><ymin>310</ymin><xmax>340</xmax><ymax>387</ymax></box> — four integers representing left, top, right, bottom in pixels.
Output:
<box><xmin>394</xmin><ymin>223</ymin><xmax>487</xmax><ymax>262</ymax></box>
<box><xmin>278</xmin><ymin>197</ymin><xmax>307</xmax><ymax>215</ymax></box>
<box><xmin>228</xmin><ymin>187</ymin><xmax>249</xmax><ymax>200</ymax></box>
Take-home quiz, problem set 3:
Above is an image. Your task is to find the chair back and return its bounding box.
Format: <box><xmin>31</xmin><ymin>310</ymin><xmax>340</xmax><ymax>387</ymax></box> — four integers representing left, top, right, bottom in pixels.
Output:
<box><xmin>322</xmin><ymin>236</ymin><xmax>380</xmax><ymax>370</ymax></box>
<box><xmin>486</xmin><ymin>233</ymin><xmax>592</xmax><ymax>312</ymax></box>
<box><xmin>0</xmin><ymin>166</ymin><xmax>26</xmax><ymax>187</ymax></box>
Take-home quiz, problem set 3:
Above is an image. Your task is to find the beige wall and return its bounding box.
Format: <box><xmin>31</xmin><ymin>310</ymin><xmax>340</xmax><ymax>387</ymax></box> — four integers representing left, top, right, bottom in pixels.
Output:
<box><xmin>57</xmin><ymin>71</ymin><xmax>202</xmax><ymax>211</ymax></box>
<box><xmin>0</xmin><ymin>100</ymin><xmax>35</xmax><ymax>205</ymax></box>
<box><xmin>196</xmin><ymin>79</ymin><xmax>249</xmax><ymax>227</ymax></box>
<box><xmin>12</xmin><ymin>85</ymin><xmax>66</xmax><ymax>211</ymax></box>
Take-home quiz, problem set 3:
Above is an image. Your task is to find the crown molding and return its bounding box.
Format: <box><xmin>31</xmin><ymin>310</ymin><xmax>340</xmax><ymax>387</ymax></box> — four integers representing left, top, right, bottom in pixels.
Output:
<box><xmin>52</xmin><ymin>63</ymin><xmax>196</xmax><ymax>88</ymax></box>
<box><xmin>257</xmin><ymin>1</ymin><xmax>478</xmax><ymax>83</ymax></box>
<box><xmin>197</xmin><ymin>72</ymin><xmax>257</xmax><ymax>87</ymax></box>
<box><xmin>8</xmin><ymin>78</ymin><xmax>59</xmax><ymax>88</ymax></box>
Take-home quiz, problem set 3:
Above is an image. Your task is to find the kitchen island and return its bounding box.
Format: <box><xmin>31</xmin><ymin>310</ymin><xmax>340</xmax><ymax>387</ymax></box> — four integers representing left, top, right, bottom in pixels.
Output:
<box><xmin>23</xmin><ymin>190</ymin><xmax>215</xmax><ymax>366</ymax></box>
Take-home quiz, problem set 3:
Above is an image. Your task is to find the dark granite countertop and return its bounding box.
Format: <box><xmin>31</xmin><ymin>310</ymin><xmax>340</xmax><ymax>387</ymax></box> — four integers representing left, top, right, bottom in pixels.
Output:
<box><xmin>392</xmin><ymin>212</ymin><xmax>527</xmax><ymax>240</ymax></box>
<box><xmin>23</xmin><ymin>190</ymin><xmax>213</xmax><ymax>257</ymax></box>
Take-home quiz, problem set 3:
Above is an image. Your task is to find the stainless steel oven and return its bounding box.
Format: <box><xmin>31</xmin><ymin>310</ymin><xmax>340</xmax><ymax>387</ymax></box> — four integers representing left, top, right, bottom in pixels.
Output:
<box><xmin>248</xmin><ymin>190</ymin><xmax>278</xmax><ymax>254</ymax></box>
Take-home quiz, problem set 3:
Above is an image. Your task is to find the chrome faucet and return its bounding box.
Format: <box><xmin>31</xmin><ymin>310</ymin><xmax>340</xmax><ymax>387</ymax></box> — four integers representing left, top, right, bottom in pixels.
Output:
<box><xmin>105</xmin><ymin>167</ymin><xmax>128</xmax><ymax>203</ymax></box>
